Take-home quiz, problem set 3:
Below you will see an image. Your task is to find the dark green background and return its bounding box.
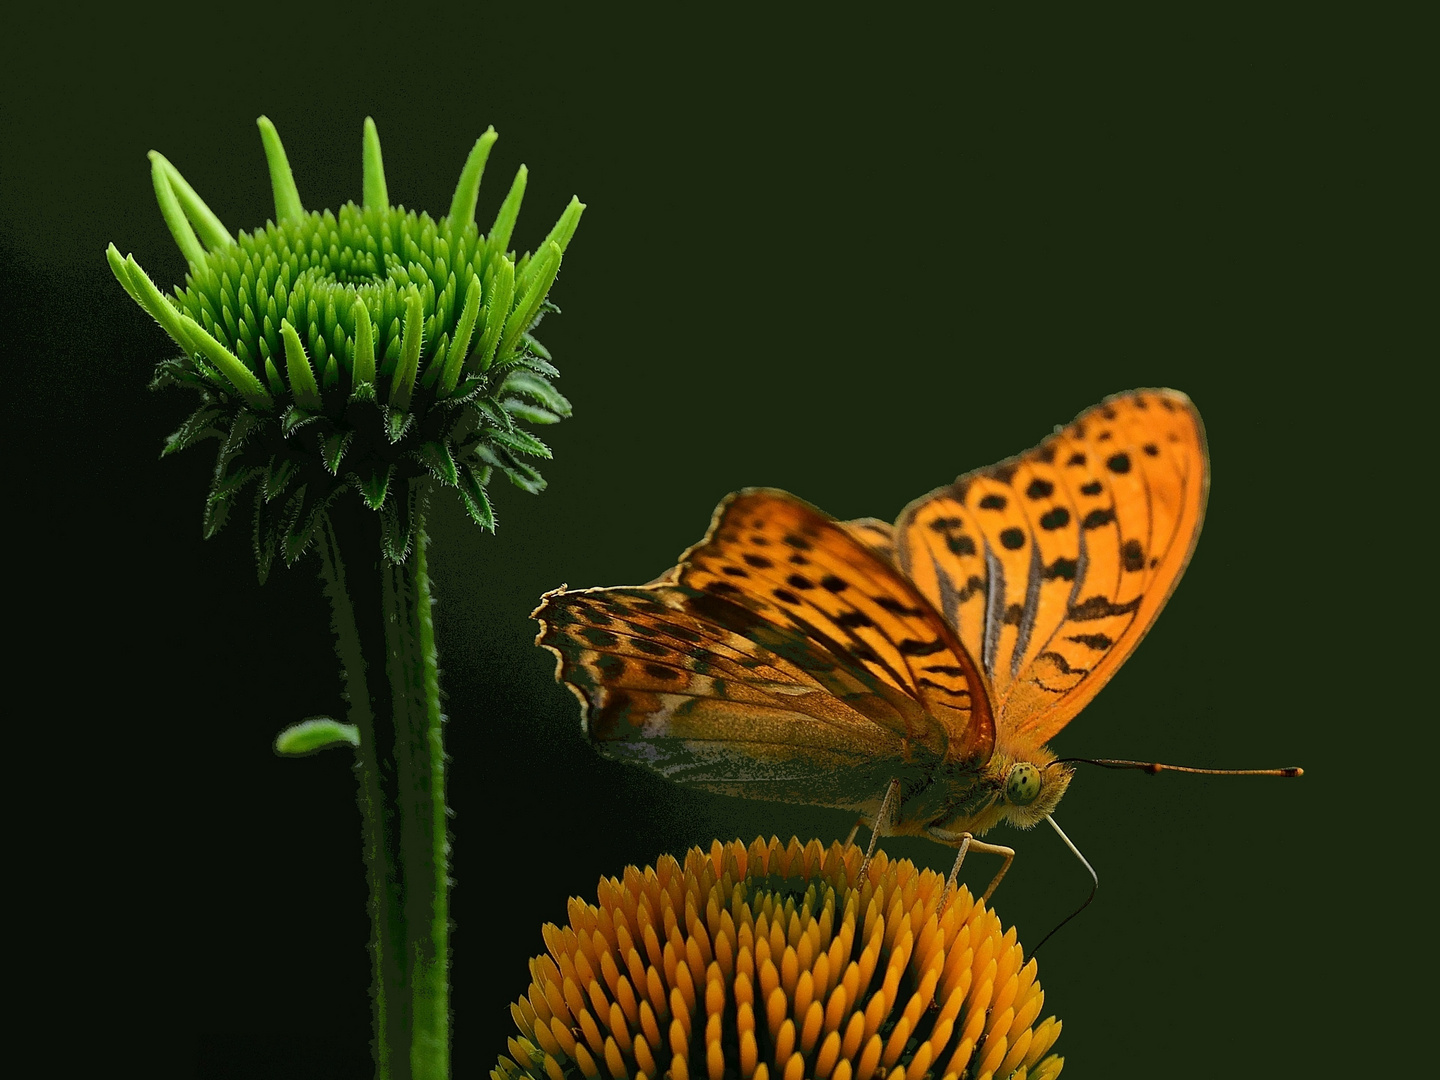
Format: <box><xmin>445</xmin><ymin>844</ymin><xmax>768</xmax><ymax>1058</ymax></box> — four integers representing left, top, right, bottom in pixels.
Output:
<box><xmin>4</xmin><ymin>7</ymin><xmax>1423</xmax><ymax>1078</ymax></box>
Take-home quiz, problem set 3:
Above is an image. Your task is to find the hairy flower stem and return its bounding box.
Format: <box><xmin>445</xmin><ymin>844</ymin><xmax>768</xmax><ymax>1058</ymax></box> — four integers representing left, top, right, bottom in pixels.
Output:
<box><xmin>320</xmin><ymin>486</ymin><xmax>448</xmax><ymax>1080</ymax></box>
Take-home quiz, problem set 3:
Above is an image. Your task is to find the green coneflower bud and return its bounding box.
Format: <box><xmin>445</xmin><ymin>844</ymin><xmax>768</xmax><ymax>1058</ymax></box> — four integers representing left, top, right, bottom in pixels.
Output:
<box><xmin>108</xmin><ymin>116</ymin><xmax>583</xmax><ymax>579</ymax></box>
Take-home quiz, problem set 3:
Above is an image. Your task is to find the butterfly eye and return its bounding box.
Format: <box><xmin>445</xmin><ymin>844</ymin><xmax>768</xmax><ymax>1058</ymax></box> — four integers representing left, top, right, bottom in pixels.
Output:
<box><xmin>1005</xmin><ymin>763</ymin><xmax>1042</xmax><ymax>806</ymax></box>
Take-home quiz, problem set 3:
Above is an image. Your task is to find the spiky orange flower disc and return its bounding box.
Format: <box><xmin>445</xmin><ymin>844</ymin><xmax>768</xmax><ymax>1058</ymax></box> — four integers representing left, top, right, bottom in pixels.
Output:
<box><xmin>494</xmin><ymin>837</ymin><xmax>1063</xmax><ymax>1080</ymax></box>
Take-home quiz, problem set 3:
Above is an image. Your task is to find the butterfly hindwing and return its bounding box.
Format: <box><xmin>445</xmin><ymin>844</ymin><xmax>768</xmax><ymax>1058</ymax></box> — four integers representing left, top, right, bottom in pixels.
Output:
<box><xmin>896</xmin><ymin>388</ymin><xmax>1208</xmax><ymax>747</ymax></box>
<box><xmin>534</xmin><ymin>490</ymin><xmax>996</xmax><ymax>812</ymax></box>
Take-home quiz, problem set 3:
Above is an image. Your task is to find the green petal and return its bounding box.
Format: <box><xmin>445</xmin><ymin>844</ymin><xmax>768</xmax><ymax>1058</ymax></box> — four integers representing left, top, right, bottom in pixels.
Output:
<box><xmin>447</xmin><ymin>128</ymin><xmax>498</xmax><ymax>234</ymax></box>
<box><xmin>441</xmin><ymin>273</ymin><xmax>482</xmax><ymax>394</ymax></box>
<box><xmin>362</xmin><ymin>117</ymin><xmax>388</xmax><ymax>211</ymax></box>
<box><xmin>149</xmin><ymin>150</ymin><xmax>235</xmax><ymax>251</ymax></box>
<box><xmin>352</xmin><ymin>297</ymin><xmax>376</xmax><ymax>388</ymax></box>
<box><xmin>475</xmin><ymin>257</ymin><xmax>513</xmax><ymax>372</ymax></box>
<box><xmin>487</xmin><ymin>164</ymin><xmax>527</xmax><ymax>258</ymax></box>
<box><xmin>179</xmin><ymin>313</ymin><xmax>274</xmax><ymax>407</ymax></box>
<box><xmin>389</xmin><ymin>288</ymin><xmax>425</xmax><ymax>411</ymax></box>
<box><xmin>150</xmin><ymin>151</ymin><xmax>206</xmax><ymax>267</ymax></box>
<box><xmin>257</xmin><ymin>115</ymin><xmax>305</xmax><ymax>225</ymax></box>
<box><xmin>281</xmin><ymin>319</ymin><xmax>322</xmax><ymax>409</ymax></box>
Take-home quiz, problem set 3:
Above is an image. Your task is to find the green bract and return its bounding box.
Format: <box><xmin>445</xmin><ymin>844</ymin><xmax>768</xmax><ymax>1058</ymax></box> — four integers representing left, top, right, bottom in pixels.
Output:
<box><xmin>108</xmin><ymin>116</ymin><xmax>583</xmax><ymax>578</ymax></box>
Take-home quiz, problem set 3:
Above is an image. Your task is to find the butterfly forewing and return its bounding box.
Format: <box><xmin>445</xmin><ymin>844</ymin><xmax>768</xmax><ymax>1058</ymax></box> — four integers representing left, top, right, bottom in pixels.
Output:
<box><xmin>896</xmin><ymin>388</ymin><xmax>1208</xmax><ymax>747</ymax></box>
<box><xmin>677</xmin><ymin>490</ymin><xmax>993</xmax><ymax>764</ymax></box>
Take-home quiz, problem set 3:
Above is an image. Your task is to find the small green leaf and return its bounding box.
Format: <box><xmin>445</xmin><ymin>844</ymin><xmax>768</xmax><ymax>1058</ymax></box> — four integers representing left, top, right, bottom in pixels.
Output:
<box><xmin>477</xmin><ymin>442</ymin><xmax>546</xmax><ymax>494</ymax></box>
<box><xmin>502</xmin><ymin>371</ymin><xmax>572</xmax><ymax>417</ymax></box>
<box><xmin>387</xmin><ymin>408</ymin><xmax>413</xmax><ymax>443</ymax></box>
<box><xmin>162</xmin><ymin>406</ymin><xmax>225</xmax><ymax>457</ymax></box>
<box><xmin>275</xmin><ymin>717</ymin><xmax>360</xmax><ymax>756</ymax></box>
<box><xmin>379</xmin><ymin>480</ymin><xmax>416</xmax><ymax>562</ymax></box>
<box><xmin>357</xmin><ymin>466</ymin><xmax>394</xmax><ymax>510</ymax></box>
<box><xmin>263</xmin><ymin>455</ymin><xmax>299</xmax><ymax>501</ymax></box>
<box><xmin>490</xmin><ymin>426</ymin><xmax>552</xmax><ymax>459</ymax></box>
<box><xmin>475</xmin><ymin>396</ymin><xmax>514</xmax><ymax>432</ymax></box>
<box><xmin>322</xmin><ymin>429</ymin><xmax>353</xmax><ymax>474</ymax></box>
<box><xmin>417</xmin><ymin>441</ymin><xmax>459</xmax><ymax>486</ymax></box>
<box><xmin>502</xmin><ymin>400</ymin><xmax>561</xmax><ymax>425</ymax></box>
<box><xmin>253</xmin><ymin>487</ymin><xmax>280</xmax><ymax>583</ymax></box>
<box><xmin>283</xmin><ymin>483</ymin><xmax>332</xmax><ymax>565</ymax></box>
<box><xmin>456</xmin><ymin>464</ymin><xmax>495</xmax><ymax>530</ymax></box>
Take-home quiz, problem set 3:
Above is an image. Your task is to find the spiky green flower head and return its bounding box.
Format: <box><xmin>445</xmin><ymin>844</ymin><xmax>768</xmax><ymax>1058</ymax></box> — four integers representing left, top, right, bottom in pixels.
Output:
<box><xmin>107</xmin><ymin>116</ymin><xmax>583</xmax><ymax>578</ymax></box>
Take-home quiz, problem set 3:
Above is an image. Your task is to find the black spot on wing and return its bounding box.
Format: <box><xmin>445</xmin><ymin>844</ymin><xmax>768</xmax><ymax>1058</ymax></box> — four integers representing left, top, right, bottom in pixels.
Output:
<box><xmin>783</xmin><ymin>532</ymin><xmax>812</xmax><ymax>550</ymax></box>
<box><xmin>722</xmin><ymin>566</ymin><xmax>749</xmax><ymax>577</ymax></box>
<box><xmin>1002</xmin><ymin>603</ymin><xmax>1024</xmax><ymax>625</ymax></box>
<box><xmin>979</xmin><ymin>494</ymin><xmax>1007</xmax><ymax>510</ymax></box>
<box><xmin>898</xmin><ymin>639</ymin><xmax>947</xmax><ymax>656</ymax></box>
<box><xmin>643</xmin><ymin>662</ymin><xmax>680</xmax><ymax>680</ymax></box>
<box><xmin>1067</xmin><ymin>633</ymin><xmax>1114</xmax><ymax>650</ymax></box>
<box><xmin>876</xmin><ymin>596</ymin><xmax>926</xmax><ymax>616</ymax></box>
<box><xmin>1000</xmin><ymin>528</ymin><xmax>1026</xmax><ymax>550</ymax></box>
<box><xmin>786</xmin><ymin>574</ymin><xmax>814</xmax><ymax>590</ymax></box>
<box><xmin>1068</xmin><ymin>595</ymin><xmax>1142</xmax><ymax>620</ymax></box>
<box><xmin>1026</xmin><ymin>479</ymin><xmax>1054</xmax><ymax>499</ymax></box>
<box><xmin>1080</xmin><ymin>480</ymin><xmax>1104</xmax><ymax>496</ymax></box>
<box><xmin>821</xmin><ymin>575</ymin><xmax>847</xmax><ymax>593</ymax></box>
<box><xmin>835</xmin><ymin>611</ymin><xmax>874</xmax><ymax>629</ymax></box>
<box><xmin>1043</xmin><ymin>557</ymin><xmax>1078</xmax><ymax>581</ymax></box>
<box><xmin>947</xmin><ymin>534</ymin><xmax>977</xmax><ymax>557</ymax></box>
<box><xmin>1082</xmin><ymin>508</ymin><xmax>1115</xmax><ymax>530</ymax></box>
<box><xmin>1038</xmin><ymin>651</ymin><xmax>1088</xmax><ymax>676</ymax></box>
<box><xmin>743</xmin><ymin>553</ymin><xmax>773</xmax><ymax>568</ymax></box>
<box><xmin>772</xmin><ymin>588</ymin><xmax>801</xmax><ymax>605</ymax></box>
<box><xmin>1121</xmin><ymin>539</ymin><xmax>1145</xmax><ymax>572</ymax></box>
<box><xmin>1040</xmin><ymin>508</ymin><xmax>1070</xmax><ymax>530</ymax></box>
<box><xmin>1106</xmin><ymin>452</ymin><xmax>1131</xmax><ymax>474</ymax></box>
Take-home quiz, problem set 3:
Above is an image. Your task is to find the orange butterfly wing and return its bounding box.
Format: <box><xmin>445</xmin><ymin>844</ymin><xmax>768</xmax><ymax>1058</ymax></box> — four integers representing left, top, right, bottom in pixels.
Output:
<box><xmin>895</xmin><ymin>388</ymin><xmax>1208</xmax><ymax>750</ymax></box>
<box><xmin>534</xmin><ymin>490</ymin><xmax>994</xmax><ymax>811</ymax></box>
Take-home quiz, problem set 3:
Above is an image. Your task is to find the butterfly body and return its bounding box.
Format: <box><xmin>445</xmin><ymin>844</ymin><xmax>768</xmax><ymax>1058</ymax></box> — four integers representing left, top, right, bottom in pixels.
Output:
<box><xmin>535</xmin><ymin>389</ymin><xmax>1206</xmax><ymax>848</ymax></box>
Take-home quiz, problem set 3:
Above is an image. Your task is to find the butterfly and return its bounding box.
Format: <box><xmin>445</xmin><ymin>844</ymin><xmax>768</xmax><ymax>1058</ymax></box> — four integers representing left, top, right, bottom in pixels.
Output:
<box><xmin>533</xmin><ymin>389</ymin><xmax>1210</xmax><ymax>882</ymax></box>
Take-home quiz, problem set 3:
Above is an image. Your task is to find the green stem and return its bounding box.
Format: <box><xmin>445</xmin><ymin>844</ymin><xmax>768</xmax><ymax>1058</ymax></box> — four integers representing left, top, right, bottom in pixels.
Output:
<box><xmin>321</xmin><ymin>484</ymin><xmax>449</xmax><ymax>1080</ymax></box>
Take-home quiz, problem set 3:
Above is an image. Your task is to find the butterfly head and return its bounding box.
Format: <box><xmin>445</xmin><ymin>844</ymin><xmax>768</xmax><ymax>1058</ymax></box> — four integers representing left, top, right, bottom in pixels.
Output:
<box><xmin>995</xmin><ymin>750</ymin><xmax>1073</xmax><ymax>829</ymax></box>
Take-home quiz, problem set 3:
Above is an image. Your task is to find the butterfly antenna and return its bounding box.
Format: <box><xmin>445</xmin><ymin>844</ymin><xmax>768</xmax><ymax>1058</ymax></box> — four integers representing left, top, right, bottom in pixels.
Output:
<box><xmin>1050</xmin><ymin>757</ymin><xmax>1303</xmax><ymax>777</ymax></box>
<box><xmin>1032</xmin><ymin>815</ymin><xmax>1098</xmax><ymax>955</ymax></box>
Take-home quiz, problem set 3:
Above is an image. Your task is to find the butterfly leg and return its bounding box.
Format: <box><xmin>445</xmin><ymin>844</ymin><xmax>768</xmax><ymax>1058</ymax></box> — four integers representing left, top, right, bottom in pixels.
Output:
<box><xmin>856</xmin><ymin>779</ymin><xmax>901</xmax><ymax>885</ymax></box>
<box><xmin>944</xmin><ymin>833</ymin><xmax>1016</xmax><ymax>907</ymax></box>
